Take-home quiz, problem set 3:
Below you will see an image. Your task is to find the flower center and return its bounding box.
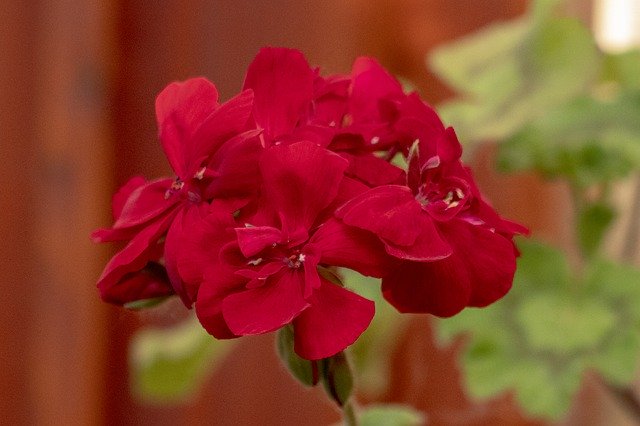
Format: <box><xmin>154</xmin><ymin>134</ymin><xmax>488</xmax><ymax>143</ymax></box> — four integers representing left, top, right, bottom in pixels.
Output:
<box><xmin>284</xmin><ymin>251</ymin><xmax>305</xmax><ymax>269</ymax></box>
<box><xmin>164</xmin><ymin>172</ymin><xmax>205</xmax><ymax>203</ymax></box>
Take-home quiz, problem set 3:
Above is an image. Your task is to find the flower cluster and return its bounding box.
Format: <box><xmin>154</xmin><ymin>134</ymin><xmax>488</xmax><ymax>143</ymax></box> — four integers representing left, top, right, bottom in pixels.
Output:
<box><xmin>93</xmin><ymin>47</ymin><xmax>526</xmax><ymax>360</ymax></box>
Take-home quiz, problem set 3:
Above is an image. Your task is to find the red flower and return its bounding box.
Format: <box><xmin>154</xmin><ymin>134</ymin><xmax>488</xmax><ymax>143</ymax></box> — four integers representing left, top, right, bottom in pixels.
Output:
<box><xmin>337</xmin><ymin>133</ymin><xmax>527</xmax><ymax>316</ymax></box>
<box><xmin>93</xmin><ymin>78</ymin><xmax>259</xmax><ymax>305</ymax></box>
<box><xmin>187</xmin><ymin>141</ymin><xmax>391</xmax><ymax>359</ymax></box>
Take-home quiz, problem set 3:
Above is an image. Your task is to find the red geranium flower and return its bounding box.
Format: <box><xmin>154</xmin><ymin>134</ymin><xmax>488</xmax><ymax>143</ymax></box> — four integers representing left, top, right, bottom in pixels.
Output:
<box><xmin>337</xmin><ymin>133</ymin><xmax>527</xmax><ymax>316</ymax></box>
<box><xmin>93</xmin><ymin>78</ymin><xmax>260</xmax><ymax>305</ymax></box>
<box><xmin>185</xmin><ymin>141</ymin><xmax>391</xmax><ymax>359</ymax></box>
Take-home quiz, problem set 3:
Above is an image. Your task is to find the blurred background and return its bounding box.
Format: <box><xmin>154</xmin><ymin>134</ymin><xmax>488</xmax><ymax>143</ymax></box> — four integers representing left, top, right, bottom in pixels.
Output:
<box><xmin>2</xmin><ymin>0</ymin><xmax>640</xmax><ymax>424</ymax></box>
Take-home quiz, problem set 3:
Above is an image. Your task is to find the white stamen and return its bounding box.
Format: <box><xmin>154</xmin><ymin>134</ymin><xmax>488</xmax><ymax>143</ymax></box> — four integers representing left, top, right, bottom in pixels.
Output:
<box><xmin>247</xmin><ymin>258</ymin><xmax>263</xmax><ymax>266</ymax></box>
<box><xmin>194</xmin><ymin>167</ymin><xmax>206</xmax><ymax>180</ymax></box>
<box><xmin>371</xmin><ymin>136</ymin><xmax>380</xmax><ymax>145</ymax></box>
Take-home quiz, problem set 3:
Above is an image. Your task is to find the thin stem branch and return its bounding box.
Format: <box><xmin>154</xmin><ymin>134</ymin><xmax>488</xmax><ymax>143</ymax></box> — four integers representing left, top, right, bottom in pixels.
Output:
<box><xmin>621</xmin><ymin>174</ymin><xmax>640</xmax><ymax>263</ymax></box>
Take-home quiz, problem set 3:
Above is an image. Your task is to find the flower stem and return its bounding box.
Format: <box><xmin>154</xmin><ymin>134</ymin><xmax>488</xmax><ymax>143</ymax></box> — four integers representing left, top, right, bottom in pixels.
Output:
<box><xmin>342</xmin><ymin>400</ymin><xmax>359</xmax><ymax>426</ymax></box>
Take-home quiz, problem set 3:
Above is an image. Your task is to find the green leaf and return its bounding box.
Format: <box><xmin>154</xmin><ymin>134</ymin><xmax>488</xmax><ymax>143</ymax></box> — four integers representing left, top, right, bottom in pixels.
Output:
<box><xmin>431</xmin><ymin>14</ymin><xmax>600</xmax><ymax>146</ymax></box>
<box><xmin>320</xmin><ymin>351</ymin><xmax>353</xmax><ymax>406</ymax></box>
<box><xmin>516</xmin><ymin>294</ymin><xmax>616</xmax><ymax>355</ymax></box>
<box><xmin>603</xmin><ymin>50</ymin><xmax>640</xmax><ymax>90</ymax></box>
<box><xmin>130</xmin><ymin>316</ymin><xmax>234</xmax><ymax>402</ymax></box>
<box><xmin>429</xmin><ymin>19</ymin><xmax>529</xmax><ymax>99</ymax></box>
<box><xmin>276</xmin><ymin>325</ymin><xmax>317</xmax><ymax>387</ymax></box>
<box><xmin>124</xmin><ymin>296</ymin><xmax>171</xmax><ymax>310</ymax></box>
<box><xmin>577</xmin><ymin>202</ymin><xmax>616</xmax><ymax>258</ymax></box>
<box><xmin>497</xmin><ymin>94</ymin><xmax>640</xmax><ymax>183</ymax></box>
<box><xmin>359</xmin><ymin>404</ymin><xmax>425</xmax><ymax>426</ymax></box>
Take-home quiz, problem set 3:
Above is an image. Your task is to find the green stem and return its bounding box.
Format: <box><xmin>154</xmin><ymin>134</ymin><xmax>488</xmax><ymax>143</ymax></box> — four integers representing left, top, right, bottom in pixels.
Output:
<box><xmin>342</xmin><ymin>400</ymin><xmax>359</xmax><ymax>426</ymax></box>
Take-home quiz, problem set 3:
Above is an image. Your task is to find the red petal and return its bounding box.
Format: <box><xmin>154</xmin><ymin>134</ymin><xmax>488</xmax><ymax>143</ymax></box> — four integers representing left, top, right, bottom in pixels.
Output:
<box><xmin>235</xmin><ymin>225</ymin><xmax>282</xmax><ymax>258</ymax></box>
<box><xmin>112</xmin><ymin>176</ymin><xmax>146</xmax><ymax>219</ymax></box>
<box><xmin>164</xmin><ymin>206</ymin><xmax>205</xmax><ymax>307</ymax></box>
<box><xmin>260</xmin><ymin>141</ymin><xmax>348</xmax><ymax>240</ymax></box>
<box><xmin>442</xmin><ymin>221</ymin><xmax>517</xmax><ymax>307</ymax></box>
<box><xmin>222</xmin><ymin>269</ymin><xmax>310</xmax><ymax>335</ymax></box>
<box><xmin>97</xmin><ymin>210</ymin><xmax>177</xmax><ymax>304</ymax></box>
<box><xmin>383</xmin><ymin>215</ymin><xmax>452</xmax><ymax>261</ymax></box>
<box><xmin>382</xmin><ymin>257</ymin><xmax>471</xmax><ymax>317</ymax></box>
<box><xmin>177</xmin><ymin>207</ymin><xmax>236</xmax><ymax>299</ymax></box>
<box><xmin>344</xmin><ymin>153</ymin><xmax>405</xmax><ymax>187</ymax></box>
<box><xmin>243</xmin><ymin>47</ymin><xmax>314</xmax><ymax>139</ymax></box>
<box><xmin>350</xmin><ymin>57</ymin><xmax>403</xmax><ymax>122</ymax></box>
<box><xmin>293</xmin><ymin>278</ymin><xmax>374</xmax><ymax>360</ymax></box>
<box><xmin>337</xmin><ymin>185</ymin><xmax>422</xmax><ymax>247</ymax></box>
<box><xmin>112</xmin><ymin>177</ymin><xmax>178</xmax><ymax>229</ymax></box>
<box><xmin>204</xmin><ymin>129</ymin><xmax>263</xmax><ymax>199</ymax></box>
<box><xmin>155</xmin><ymin>78</ymin><xmax>219</xmax><ymax>177</ymax></box>
<box><xmin>195</xmin><ymin>263</ymin><xmax>247</xmax><ymax>339</ymax></box>
<box><xmin>189</xmin><ymin>89</ymin><xmax>255</xmax><ymax>168</ymax></box>
<box><xmin>310</xmin><ymin>218</ymin><xmax>393</xmax><ymax>278</ymax></box>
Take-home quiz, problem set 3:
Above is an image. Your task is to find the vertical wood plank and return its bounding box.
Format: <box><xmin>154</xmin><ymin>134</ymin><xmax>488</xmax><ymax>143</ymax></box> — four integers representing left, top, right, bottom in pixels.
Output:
<box><xmin>0</xmin><ymin>2</ymin><xmax>38</xmax><ymax>422</ymax></box>
<box><xmin>26</xmin><ymin>0</ymin><xmax>116</xmax><ymax>423</ymax></box>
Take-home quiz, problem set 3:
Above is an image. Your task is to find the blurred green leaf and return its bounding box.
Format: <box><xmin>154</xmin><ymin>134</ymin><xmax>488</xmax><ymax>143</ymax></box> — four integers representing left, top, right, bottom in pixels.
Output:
<box><xmin>577</xmin><ymin>202</ymin><xmax>616</xmax><ymax>258</ymax></box>
<box><xmin>276</xmin><ymin>325</ymin><xmax>317</xmax><ymax>387</ymax></box>
<box><xmin>438</xmin><ymin>240</ymin><xmax>640</xmax><ymax>419</ymax></box>
<box><xmin>603</xmin><ymin>50</ymin><xmax>640</xmax><ymax>90</ymax></box>
<box><xmin>130</xmin><ymin>316</ymin><xmax>234</xmax><ymax>403</ymax></box>
<box><xmin>516</xmin><ymin>294</ymin><xmax>616</xmax><ymax>354</ymax></box>
<box><xmin>124</xmin><ymin>296</ymin><xmax>171</xmax><ymax>310</ymax></box>
<box><xmin>498</xmin><ymin>95</ymin><xmax>640</xmax><ymax>184</ymax></box>
<box><xmin>359</xmin><ymin>404</ymin><xmax>425</xmax><ymax>426</ymax></box>
<box><xmin>431</xmin><ymin>12</ymin><xmax>600</xmax><ymax>146</ymax></box>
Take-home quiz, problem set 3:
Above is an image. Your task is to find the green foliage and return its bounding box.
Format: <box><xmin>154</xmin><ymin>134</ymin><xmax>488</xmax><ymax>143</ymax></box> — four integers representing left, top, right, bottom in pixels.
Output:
<box><xmin>129</xmin><ymin>316</ymin><xmax>235</xmax><ymax>403</ymax></box>
<box><xmin>430</xmin><ymin>9</ymin><xmax>600</xmax><ymax>150</ymax></box>
<box><xmin>577</xmin><ymin>202</ymin><xmax>616</xmax><ymax>258</ymax></box>
<box><xmin>431</xmin><ymin>0</ymin><xmax>640</xmax><ymax>418</ymax></box>
<box><xmin>438</xmin><ymin>240</ymin><xmax>640</xmax><ymax>419</ymax></box>
<box><xmin>358</xmin><ymin>404</ymin><xmax>425</xmax><ymax>426</ymax></box>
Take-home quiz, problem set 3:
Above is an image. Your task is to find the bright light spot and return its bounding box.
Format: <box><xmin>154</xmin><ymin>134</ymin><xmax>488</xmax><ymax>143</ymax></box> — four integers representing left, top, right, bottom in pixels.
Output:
<box><xmin>594</xmin><ymin>0</ymin><xmax>640</xmax><ymax>52</ymax></box>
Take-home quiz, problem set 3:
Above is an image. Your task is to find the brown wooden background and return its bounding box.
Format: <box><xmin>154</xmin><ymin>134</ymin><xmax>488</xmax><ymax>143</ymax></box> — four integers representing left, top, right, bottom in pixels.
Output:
<box><xmin>6</xmin><ymin>1</ymin><xmax>629</xmax><ymax>425</ymax></box>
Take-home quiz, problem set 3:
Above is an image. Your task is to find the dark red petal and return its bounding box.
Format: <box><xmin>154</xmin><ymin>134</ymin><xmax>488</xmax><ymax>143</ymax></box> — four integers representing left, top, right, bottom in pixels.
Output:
<box><xmin>383</xmin><ymin>215</ymin><xmax>452</xmax><ymax>261</ymax></box>
<box><xmin>164</xmin><ymin>205</ymin><xmax>205</xmax><ymax>307</ymax></box>
<box><xmin>204</xmin><ymin>129</ymin><xmax>263</xmax><ymax>200</ymax></box>
<box><xmin>381</xmin><ymin>257</ymin><xmax>471</xmax><ymax>317</ymax></box>
<box><xmin>344</xmin><ymin>153</ymin><xmax>405</xmax><ymax>187</ymax></box>
<box><xmin>112</xmin><ymin>177</ymin><xmax>178</xmax><ymax>229</ymax></box>
<box><xmin>195</xmin><ymin>263</ymin><xmax>247</xmax><ymax>339</ymax></box>
<box><xmin>97</xmin><ymin>210</ymin><xmax>177</xmax><ymax>304</ymax></box>
<box><xmin>155</xmin><ymin>78</ymin><xmax>219</xmax><ymax>177</ymax></box>
<box><xmin>311</xmin><ymin>218</ymin><xmax>393</xmax><ymax>278</ymax></box>
<box><xmin>189</xmin><ymin>89</ymin><xmax>255</xmax><ymax>168</ymax></box>
<box><xmin>243</xmin><ymin>47</ymin><xmax>314</xmax><ymax>139</ymax></box>
<box><xmin>222</xmin><ymin>270</ymin><xmax>310</xmax><ymax>335</ymax></box>
<box><xmin>260</xmin><ymin>141</ymin><xmax>348</xmax><ymax>240</ymax></box>
<box><xmin>100</xmin><ymin>263</ymin><xmax>174</xmax><ymax>305</ymax></box>
<box><xmin>441</xmin><ymin>221</ymin><xmax>518</xmax><ymax>308</ymax></box>
<box><xmin>337</xmin><ymin>185</ymin><xmax>422</xmax><ymax>247</ymax></box>
<box><xmin>235</xmin><ymin>225</ymin><xmax>282</xmax><ymax>258</ymax></box>
<box><xmin>350</xmin><ymin>57</ymin><xmax>403</xmax><ymax>122</ymax></box>
<box><xmin>112</xmin><ymin>176</ymin><xmax>146</xmax><ymax>220</ymax></box>
<box><xmin>177</xmin><ymin>207</ymin><xmax>236</xmax><ymax>299</ymax></box>
<box><xmin>293</xmin><ymin>278</ymin><xmax>374</xmax><ymax>360</ymax></box>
